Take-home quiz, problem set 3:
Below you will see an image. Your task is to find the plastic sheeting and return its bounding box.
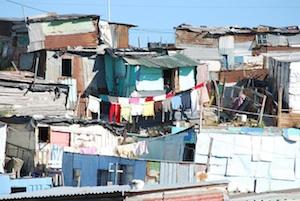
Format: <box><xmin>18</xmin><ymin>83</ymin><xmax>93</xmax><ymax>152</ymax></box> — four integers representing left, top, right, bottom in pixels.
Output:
<box><xmin>196</xmin><ymin>129</ymin><xmax>300</xmax><ymax>193</ymax></box>
<box><xmin>136</xmin><ymin>67</ymin><xmax>164</xmax><ymax>91</ymax></box>
<box><xmin>179</xmin><ymin>67</ymin><xmax>195</xmax><ymax>91</ymax></box>
<box><xmin>270</xmin><ymin>158</ymin><xmax>295</xmax><ymax>181</ymax></box>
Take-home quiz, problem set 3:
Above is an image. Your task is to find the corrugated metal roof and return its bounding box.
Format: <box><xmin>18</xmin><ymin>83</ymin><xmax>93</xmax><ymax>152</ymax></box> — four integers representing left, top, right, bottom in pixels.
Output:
<box><xmin>123</xmin><ymin>53</ymin><xmax>198</xmax><ymax>68</ymax></box>
<box><xmin>28</xmin><ymin>13</ymin><xmax>99</xmax><ymax>23</ymax></box>
<box><xmin>134</xmin><ymin>180</ymin><xmax>229</xmax><ymax>192</ymax></box>
<box><xmin>177</xmin><ymin>45</ymin><xmax>222</xmax><ymax>61</ymax></box>
<box><xmin>0</xmin><ymin>186</ymin><xmax>131</xmax><ymax>200</ymax></box>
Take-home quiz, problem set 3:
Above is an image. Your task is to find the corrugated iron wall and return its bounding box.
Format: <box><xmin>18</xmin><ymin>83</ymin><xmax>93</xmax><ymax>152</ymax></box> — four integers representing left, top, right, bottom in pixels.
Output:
<box><xmin>145</xmin><ymin>161</ymin><xmax>206</xmax><ymax>186</ymax></box>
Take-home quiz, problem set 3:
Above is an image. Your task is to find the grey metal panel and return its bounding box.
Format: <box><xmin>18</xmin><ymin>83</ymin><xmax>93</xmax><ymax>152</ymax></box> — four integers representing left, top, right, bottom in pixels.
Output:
<box><xmin>45</xmin><ymin>51</ymin><xmax>62</xmax><ymax>82</ymax></box>
<box><xmin>267</xmin><ymin>34</ymin><xmax>288</xmax><ymax>46</ymax></box>
<box><xmin>288</xmin><ymin>34</ymin><xmax>300</xmax><ymax>46</ymax></box>
<box><xmin>159</xmin><ymin>162</ymin><xmax>197</xmax><ymax>186</ymax></box>
<box><xmin>177</xmin><ymin>45</ymin><xmax>222</xmax><ymax>61</ymax></box>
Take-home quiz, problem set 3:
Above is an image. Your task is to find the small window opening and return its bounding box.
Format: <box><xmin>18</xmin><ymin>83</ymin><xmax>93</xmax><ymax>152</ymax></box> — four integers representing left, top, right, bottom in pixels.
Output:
<box><xmin>62</xmin><ymin>59</ymin><xmax>72</xmax><ymax>77</ymax></box>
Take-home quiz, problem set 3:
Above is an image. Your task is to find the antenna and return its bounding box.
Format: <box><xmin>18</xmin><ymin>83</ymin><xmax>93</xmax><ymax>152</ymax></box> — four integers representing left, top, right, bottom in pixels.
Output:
<box><xmin>107</xmin><ymin>0</ymin><xmax>111</xmax><ymax>21</ymax></box>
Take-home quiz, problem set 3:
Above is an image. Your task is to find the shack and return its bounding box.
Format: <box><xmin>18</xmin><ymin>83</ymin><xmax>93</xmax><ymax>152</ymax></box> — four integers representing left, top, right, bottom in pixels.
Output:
<box><xmin>0</xmin><ymin>17</ymin><xmax>27</xmax><ymax>69</ymax></box>
<box><xmin>62</xmin><ymin>152</ymin><xmax>206</xmax><ymax>187</ymax></box>
<box><xmin>1</xmin><ymin>116</ymin><xmax>124</xmax><ymax>177</ymax></box>
<box><xmin>104</xmin><ymin>51</ymin><xmax>198</xmax><ymax>97</ymax></box>
<box><xmin>195</xmin><ymin>127</ymin><xmax>300</xmax><ymax>193</ymax></box>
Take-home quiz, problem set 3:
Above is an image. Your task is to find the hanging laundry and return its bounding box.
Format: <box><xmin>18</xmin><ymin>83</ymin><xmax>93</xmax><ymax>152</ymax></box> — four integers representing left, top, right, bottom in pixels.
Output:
<box><xmin>162</xmin><ymin>98</ymin><xmax>172</xmax><ymax>113</ymax></box>
<box><xmin>129</xmin><ymin>97</ymin><xmax>140</xmax><ymax>104</ymax></box>
<box><xmin>162</xmin><ymin>98</ymin><xmax>172</xmax><ymax>122</ymax></box>
<box><xmin>194</xmin><ymin>82</ymin><xmax>205</xmax><ymax>90</ymax></box>
<box><xmin>131</xmin><ymin>104</ymin><xmax>143</xmax><ymax>116</ymax></box>
<box><xmin>166</xmin><ymin>91</ymin><xmax>175</xmax><ymax>99</ymax></box>
<box><xmin>191</xmin><ymin>89</ymin><xmax>200</xmax><ymax>115</ymax></box>
<box><xmin>154</xmin><ymin>101</ymin><xmax>163</xmax><ymax>113</ymax></box>
<box><xmin>121</xmin><ymin>104</ymin><xmax>132</xmax><ymax>123</ymax></box>
<box><xmin>108</xmin><ymin>96</ymin><xmax>118</xmax><ymax>103</ymax></box>
<box><xmin>117</xmin><ymin>141</ymin><xmax>149</xmax><ymax>158</ymax></box>
<box><xmin>153</xmin><ymin>94</ymin><xmax>166</xmax><ymax>101</ymax></box>
<box><xmin>181</xmin><ymin>91</ymin><xmax>191</xmax><ymax>110</ymax></box>
<box><xmin>171</xmin><ymin>96</ymin><xmax>182</xmax><ymax>110</ymax></box>
<box><xmin>109</xmin><ymin>103</ymin><xmax>121</xmax><ymax>123</ymax></box>
<box><xmin>142</xmin><ymin>101</ymin><xmax>155</xmax><ymax>117</ymax></box>
<box><xmin>134</xmin><ymin>141</ymin><xmax>149</xmax><ymax>156</ymax></box>
<box><xmin>145</xmin><ymin>96</ymin><xmax>154</xmax><ymax>102</ymax></box>
<box><xmin>118</xmin><ymin>97</ymin><xmax>129</xmax><ymax>105</ymax></box>
<box><xmin>87</xmin><ymin>95</ymin><xmax>101</xmax><ymax>113</ymax></box>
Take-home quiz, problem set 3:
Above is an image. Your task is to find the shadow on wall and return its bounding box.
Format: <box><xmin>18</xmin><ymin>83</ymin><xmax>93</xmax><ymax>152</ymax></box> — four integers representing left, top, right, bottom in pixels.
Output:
<box><xmin>83</xmin><ymin>55</ymin><xmax>108</xmax><ymax>97</ymax></box>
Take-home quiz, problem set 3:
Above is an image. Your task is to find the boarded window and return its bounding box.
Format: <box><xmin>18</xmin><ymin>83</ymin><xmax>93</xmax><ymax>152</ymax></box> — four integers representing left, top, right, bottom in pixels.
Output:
<box><xmin>62</xmin><ymin>59</ymin><xmax>72</xmax><ymax>77</ymax></box>
<box><xmin>38</xmin><ymin>127</ymin><xmax>50</xmax><ymax>143</ymax></box>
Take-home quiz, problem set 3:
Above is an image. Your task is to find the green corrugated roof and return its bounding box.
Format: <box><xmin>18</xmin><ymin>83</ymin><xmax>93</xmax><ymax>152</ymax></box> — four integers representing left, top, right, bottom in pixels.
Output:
<box><xmin>123</xmin><ymin>53</ymin><xmax>198</xmax><ymax>68</ymax></box>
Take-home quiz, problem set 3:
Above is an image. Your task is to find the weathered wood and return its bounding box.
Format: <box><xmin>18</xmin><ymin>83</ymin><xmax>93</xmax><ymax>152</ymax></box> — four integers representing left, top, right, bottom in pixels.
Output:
<box><xmin>277</xmin><ymin>86</ymin><xmax>283</xmax><ymax>127</ymax></box>
<box><xmin>258</xmin><ymin>95</ymin><xmax>267</xmax><ymax>125</ymax></box>
<box><xmin>213</xmin><ymin>80</ymin><xmax>220</xmax><ymax>122</ymax></box>
<box><xmin>205</xmin><ymin>137</ymin><xmax>214</xmax><ymax>173</ymax></box>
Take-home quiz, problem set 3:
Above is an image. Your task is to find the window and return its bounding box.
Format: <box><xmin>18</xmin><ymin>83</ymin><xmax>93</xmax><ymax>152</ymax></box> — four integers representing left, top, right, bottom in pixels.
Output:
<box><xmin>73</xmin><ymin>168</ymin><xmax>81</xmax><ymax>187</ymax></box>
<box><xmin>163</xmin><ymin>69</ymin><xmax>177</xmax><ymax>92</ymax></box>
<box><xmin>97</xmin><ymin>169</ymin><xmax>113</xmax><ymax>186</ymax></box>
<box><xmin>62</xmin><ymin>59</ymin><xmax>72</xmax><ymax>77</ymax></box>
<box><xmin>118</xmin><ymin>165</ymin><xmax>133</xmax><ymax>185</ymax></box>
<box><xmin>183</xmin><ymin>143</ymin><xmax>195</xmax><ymax>162</ymax></box>
<box><xmin>38</xmin><ymin>127</ymin><xmax>50</xmax><ymax>143</ymax></box>
<box><xmin>11</xmin><ymin>187</ymin><xmax>26</xmax><ymax>193</ymax></box>
<box><xmin>257</xmin><ymin>34</ymin><xmax>267</xmax><ymax>45</ymax></box>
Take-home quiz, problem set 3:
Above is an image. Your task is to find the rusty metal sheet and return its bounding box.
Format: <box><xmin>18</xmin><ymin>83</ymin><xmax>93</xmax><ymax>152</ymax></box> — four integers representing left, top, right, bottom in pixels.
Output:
<box><xmin>44</xmin><ymin>32</ymin><xmax>98</xmax><ymax>49</ymax></box>
<box><xmin>116</xmin><ymin>25</ymin><xmax>129</xmax><ymax>48</ymax></box>
<box><xmin>219</xmin><ymin>68</ymin><xmax>268</xmax><ymax>83</ymax></box>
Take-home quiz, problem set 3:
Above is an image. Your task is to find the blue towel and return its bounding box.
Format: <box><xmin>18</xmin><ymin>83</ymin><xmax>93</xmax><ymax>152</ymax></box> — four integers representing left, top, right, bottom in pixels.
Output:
<box><xmin>171</xmin><ymin>96</ymin><xmax>182</xmax><ymax>110</ymax></box>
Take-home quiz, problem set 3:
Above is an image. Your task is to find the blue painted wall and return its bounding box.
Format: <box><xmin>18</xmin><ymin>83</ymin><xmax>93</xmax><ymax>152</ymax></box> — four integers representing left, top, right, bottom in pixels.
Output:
<box><xmin>0</xmin><ymin>175</ymin><xmax>52</xmax><ymax>195</ymax></box>
<box><xmin>140</xmin><ymin>127</ymin><xmax>196</xmax><ymax>161</ymax></box>
<box><xmin>62</xmin><ymin>152</ymin><xmax>147</xmax><ymax>187</ymax></box>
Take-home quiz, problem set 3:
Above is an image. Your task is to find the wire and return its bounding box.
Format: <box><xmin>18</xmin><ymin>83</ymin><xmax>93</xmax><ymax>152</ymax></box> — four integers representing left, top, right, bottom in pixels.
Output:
<box><xmin>6</xmin><ymin>0</ymin><xmax>50</xmax><ymax>13</ymax></box>
<box><xmin>11</xmin><ymin>1</ymin><xmax>300</xmax><ymax>9</ymax></box>
<box><xmin>131</xmin><ymin>28</ymin><xmax>174</xmax><ymax>34</ymax></box>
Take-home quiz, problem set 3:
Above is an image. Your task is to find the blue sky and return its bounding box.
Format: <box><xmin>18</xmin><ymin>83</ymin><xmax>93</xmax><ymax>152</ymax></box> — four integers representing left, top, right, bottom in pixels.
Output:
<box><xmin>2</xmin><ymin>0</ymin><xmax>300</xmax><ymax>47</ymax></box>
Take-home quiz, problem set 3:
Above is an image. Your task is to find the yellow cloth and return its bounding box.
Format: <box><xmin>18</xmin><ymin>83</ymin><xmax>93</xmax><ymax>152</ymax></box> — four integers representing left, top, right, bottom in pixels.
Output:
<box><xmin>121</xmin><ymin>104</ymin><xmax>132</xmax><ymax>123</ymax></box>
<box><xmin>142</xmin><ymin>101</ymin><xmax>155</xmax><ymax>117</ymax></box>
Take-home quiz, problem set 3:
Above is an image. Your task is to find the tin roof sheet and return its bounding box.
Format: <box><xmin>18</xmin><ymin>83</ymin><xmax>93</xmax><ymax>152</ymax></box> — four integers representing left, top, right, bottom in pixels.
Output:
<box><xmin>0</xmin><ymin>186</ymin><xmax>131</xmax><ymax>200</ymax></box>
<box><xmin>123</xmin><ymin>53</ymin><xmax>198</xmax><ymax>68</ymax></box>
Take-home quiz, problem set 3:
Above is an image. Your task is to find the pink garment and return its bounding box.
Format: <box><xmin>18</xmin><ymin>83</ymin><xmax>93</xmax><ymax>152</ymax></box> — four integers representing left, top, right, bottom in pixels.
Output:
<box><xmin>232</xmin><ymin>94</ymin><xmax>246</xmax><ymax>110</ymax></box>
<box><xmin>129</xmin><ymin>97</ymin><xmax>140</xmax><ymax>104</ymax></box>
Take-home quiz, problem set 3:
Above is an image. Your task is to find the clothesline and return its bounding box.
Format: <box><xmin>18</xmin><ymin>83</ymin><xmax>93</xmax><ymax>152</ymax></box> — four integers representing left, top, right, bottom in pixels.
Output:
<box><xmin>88</xmin><ymin>82</ymin><xmax>208</xmax><ymax>124</ymax></box>
<box><xmin>99</xmin><ymin>82</ymin><xmax>206</xmax><ymax>104</ymax></box>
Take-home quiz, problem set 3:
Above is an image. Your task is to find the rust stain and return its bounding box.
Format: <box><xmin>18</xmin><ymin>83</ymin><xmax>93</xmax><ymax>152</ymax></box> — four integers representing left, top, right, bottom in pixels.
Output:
<box><xmin>116</xmin><ymin>25</ymin><xmax>129</xmax><ymax>48</ymax></box>
<box><xmin>219</xmin><ymin>68</ymin><xmax>267</xmax><ymax>83</ymax></box>
<box><xmin>44</xmin><ymin>32</ymin><xmax>98</xmax><ymax>49</ymax></box>
<box><xmin>175</xmin><ymin>29</ymin><xmax>218</xmax><ymax>47</ymax></box>
<box><xmin>72</xmin><ymin>56</ymin><xmax>84</xmax><ymax>94</ymax></box>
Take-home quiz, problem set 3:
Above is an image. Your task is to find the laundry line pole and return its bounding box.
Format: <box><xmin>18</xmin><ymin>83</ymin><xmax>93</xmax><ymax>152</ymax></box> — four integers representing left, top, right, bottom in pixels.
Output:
<box><xmin>107</xmin><ymin>0</ymin><xmax>111</xmax><ymax>21</ymax></box>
